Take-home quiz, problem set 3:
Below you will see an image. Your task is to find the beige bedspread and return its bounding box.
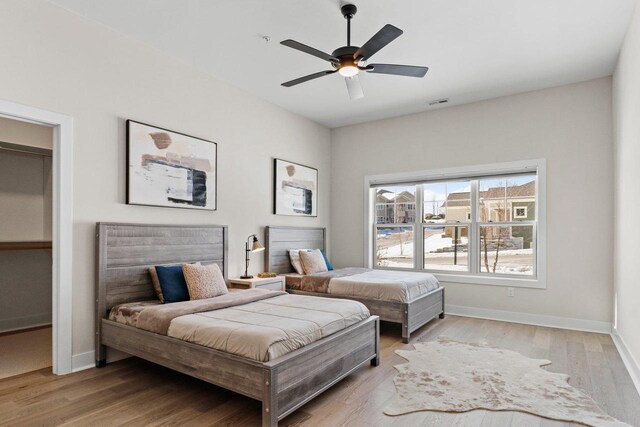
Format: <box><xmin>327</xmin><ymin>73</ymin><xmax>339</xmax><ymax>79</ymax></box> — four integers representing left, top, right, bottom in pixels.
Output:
<box><xmin>111</xmin><ymin>288</ymin><xmax>286</xmax><ymax>335</ymax></box>
<box><xmin>109</xmin><ymin>291</ymin><xmax>369</xmax><ymax>362</ymax></box>
<box><xmin>329</xmin><ymin>269</ymin><xmax>440</xmax><ymax>302</ymax></box>
<box><xmin>285</xmin><ymin>268</ymin><xmax>440</xmax><ymax>302</ymax></box>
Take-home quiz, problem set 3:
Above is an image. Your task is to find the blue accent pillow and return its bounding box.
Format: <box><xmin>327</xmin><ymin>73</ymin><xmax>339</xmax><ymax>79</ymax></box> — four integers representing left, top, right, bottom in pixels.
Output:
<box><xmin>155</xmin><ymin>265</ymin><xmax>189</xmax><ymax>303</ymax></box>
<box><xmin>321</xmin><ymin>250</ymin><xmax>333</xmax><ymax>271</ymax></box>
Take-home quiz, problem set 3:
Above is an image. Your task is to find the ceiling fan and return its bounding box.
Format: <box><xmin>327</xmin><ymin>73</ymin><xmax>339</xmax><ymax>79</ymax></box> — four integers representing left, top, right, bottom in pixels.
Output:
<box><xmin>280</xmin><ymin>3</ymin><xmax>429</xmax><ymax>100</ymax></box>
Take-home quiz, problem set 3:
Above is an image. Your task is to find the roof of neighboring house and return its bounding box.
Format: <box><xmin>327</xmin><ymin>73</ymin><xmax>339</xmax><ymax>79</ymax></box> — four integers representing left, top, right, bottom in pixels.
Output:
<box><xmin>442</xmin><ymin>192</ymin><xmax>470</xmax><ymax>207</ymax></box>
<box><xmin>376</xmin><ymin>181</ymin><xmax>535</xmax><ymax>207</ymax></box>
<box><xmin>376</xmin><ymin>190</ymin><xmax>416</xmax><ymax>203</ymax></box>
<box><xmin>482</xmin><ymin>180</ymin><xmax>535</xmax><ymax>199</ymax></box>
<box><xmin>441</xmin><ymin>180</ymin><xmax>535</xmax><ymax>207</ymax></box>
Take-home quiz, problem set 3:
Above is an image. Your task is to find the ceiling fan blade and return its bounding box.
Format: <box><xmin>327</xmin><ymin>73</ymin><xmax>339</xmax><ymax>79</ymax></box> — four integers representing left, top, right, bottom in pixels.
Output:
<box><xmin>367</xmin><ymin>64</ymin><xmax>429</xmax><ymax>78</ymax></box>
<box><xmin>345</xmin><ymin>75</ymin><xmax>364</xmax><ymax>100</ymax></box>
<box><xmin>354</xmin><ymin>24</ymin><xmax>403</xmax><ymax>61</ymax></box>
<box><xmin>281</xmin><ymin>70</ymin><xmax>337</xmax><ymax>87</ymax></box>
<box><xmin>280</xmin><ymin>39</ymin><xmax>339</xmax><ymax>63</ymax></box>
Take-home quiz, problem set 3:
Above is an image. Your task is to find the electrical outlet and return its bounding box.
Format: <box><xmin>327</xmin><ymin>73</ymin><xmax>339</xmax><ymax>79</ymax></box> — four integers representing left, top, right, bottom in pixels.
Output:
<box><xmin>507</xmin><ymin>287</ymin><xmax>515</xmax><ymax>297</ymax></box>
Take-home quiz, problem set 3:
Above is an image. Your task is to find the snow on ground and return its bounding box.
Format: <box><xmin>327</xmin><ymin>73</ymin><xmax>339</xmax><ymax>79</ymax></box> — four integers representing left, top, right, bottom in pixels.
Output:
<box><xmin>379</xmin><ymin>260</ymin><xmax>533</xmax><ymax>275</ymax></box>
<box><xmin>378</xmin><ymin>232</ymin><xmax>533</xmax><ymax>275</ymax></box>
<box><xmin>381</xmin><ymin>237</ymin><xmax>532</xmax><ymax>258</ymax></box>
<box><xmin>380</xmin><ymin>234</ymin><xmax>468</xmax><ymax>258</ymax></box>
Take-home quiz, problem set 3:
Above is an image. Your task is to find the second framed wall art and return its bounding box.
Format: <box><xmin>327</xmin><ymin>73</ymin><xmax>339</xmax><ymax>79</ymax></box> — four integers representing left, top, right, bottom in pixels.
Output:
<box><xmin>273</xmin><ymin>158</ymin><xmax>318</xmax><ymax>217</ymax></box>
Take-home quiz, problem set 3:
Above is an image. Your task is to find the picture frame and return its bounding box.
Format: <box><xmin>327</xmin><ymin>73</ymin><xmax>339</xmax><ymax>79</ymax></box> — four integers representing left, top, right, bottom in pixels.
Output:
<box><xmin>126</xmin><ymin>120</ymin><xmax>217</xmax><ymax>210</ymax></box>
<box><xmin>273</xmin><ymin>158</ymin><xmax>318</xmax><ymax>217</ymax></box>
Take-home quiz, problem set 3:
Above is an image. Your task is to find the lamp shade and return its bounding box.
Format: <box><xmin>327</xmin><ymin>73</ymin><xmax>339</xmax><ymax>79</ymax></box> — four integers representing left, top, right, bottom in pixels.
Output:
<box><xmin>251</xmin><ymin>237</ymin><xmax>265</xmax><ymax>252</ymax></box>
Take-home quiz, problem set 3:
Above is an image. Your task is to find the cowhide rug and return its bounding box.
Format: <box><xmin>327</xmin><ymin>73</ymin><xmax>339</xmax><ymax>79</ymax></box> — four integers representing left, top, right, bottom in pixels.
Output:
<box><xmin>384</xmin><ymin>338</ymin><xmax>630</xmax><ymax>427</ymax></box>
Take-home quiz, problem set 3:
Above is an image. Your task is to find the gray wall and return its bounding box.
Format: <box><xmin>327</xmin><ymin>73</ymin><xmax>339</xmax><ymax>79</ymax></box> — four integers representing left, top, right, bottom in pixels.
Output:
<box><xmin>331</xmin><ymin>78</ymin><xmax>613</xmax><ymax>325</ymax></box>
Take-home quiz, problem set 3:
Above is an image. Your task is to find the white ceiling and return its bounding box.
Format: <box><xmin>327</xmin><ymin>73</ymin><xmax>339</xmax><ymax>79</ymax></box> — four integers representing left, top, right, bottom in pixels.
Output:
<box><xmin>49</xmin><ymin>0</ymin><xmax>637</xmax><ymax>128</ymax></box>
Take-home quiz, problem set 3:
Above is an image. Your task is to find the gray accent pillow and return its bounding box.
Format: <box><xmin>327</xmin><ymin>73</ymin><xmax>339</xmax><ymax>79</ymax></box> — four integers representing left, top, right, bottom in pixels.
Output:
<box><xmin>148</xmin><ymin>267</ymin><xmax>164</xmax><ymax>303</ymax></box>
<box><xmin>299</xmin><ymin>249</ymin><xmax>329</xmax><ymax>275</ymax></box>
<box><xmin>182</xmin><ymin>263</ymin><xmax>228</xmax><ymax>300</ymax></box>
<box><xmin>289</xmin><ymin>249</ymin><xmax>312</xmax><ymax>274</ymax></box>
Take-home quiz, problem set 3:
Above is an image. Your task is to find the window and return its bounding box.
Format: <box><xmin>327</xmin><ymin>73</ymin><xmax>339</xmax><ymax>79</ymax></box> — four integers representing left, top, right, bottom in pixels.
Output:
<box><xmin>374</xmin><ymin>186</ymin><xmax>416</xmax><ymax>268</ymax></box>
<box><xmin>423</xmin><ymin>180</ymin><xmax>471</xmax><ymax>272</ymax></box>
<box><xmin>366</xmin><ymin>161</ymin><xmax>544</xmax><ymax>287</ymax></box>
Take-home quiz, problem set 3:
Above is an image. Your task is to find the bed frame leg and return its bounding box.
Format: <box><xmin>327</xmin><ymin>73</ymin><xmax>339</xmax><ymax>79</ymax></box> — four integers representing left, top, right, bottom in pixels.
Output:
<box><xmin>262</xmin><ymin>369</ymin><xmax>278</xmax><ymax>427</ymax></box>
<box><xmin>439</xmin><ymin>287</ymin><xmax>445</xmax><ymax>319</ymax></box>
<box><xmin>95</xmin><ymin>343</ymin><xmax>107</xmax><ymax>368</ymax></box>
<box><xmin>402</xmin><ymin>323</ymin><xmax>410</xmax><ymax>343</ymax></box>
<box><xmin>262</xmin><ymin>405</ymin><xmax>277</xmax><ymax>427</ymax></box>
<box><xmin>371</xmin><ymin>316</ymin><xmax>380</xmax><ymax>366</ymax></box>
<box><xmin>402</xmin><ymin>304</ymin><xmax>411</xmax><ymax>344</ymax></box>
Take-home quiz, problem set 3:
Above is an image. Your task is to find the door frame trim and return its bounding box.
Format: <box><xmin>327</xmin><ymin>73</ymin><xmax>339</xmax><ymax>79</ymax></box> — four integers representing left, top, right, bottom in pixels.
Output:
<box><xmin>0</xmin><ymin>98</ymin><xmax>74</xmax><ymax>375</ymax></box>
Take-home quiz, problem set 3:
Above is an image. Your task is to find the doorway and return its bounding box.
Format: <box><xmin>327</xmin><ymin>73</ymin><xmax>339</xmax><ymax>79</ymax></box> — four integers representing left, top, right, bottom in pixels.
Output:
<box><xmin>0</xmin><ymin>99</ymin><xmax>73</xmax><ymax>375</ymax></box>
<box><xmin>0</xmin><ymin>117</ymin><xmax>53</xmax><ymax>379</ymax></box>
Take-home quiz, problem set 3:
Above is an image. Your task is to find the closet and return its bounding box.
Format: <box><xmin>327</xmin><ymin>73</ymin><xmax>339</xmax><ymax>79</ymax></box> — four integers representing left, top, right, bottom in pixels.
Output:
<box><xmin>0</xmin><ymin>117</ymin><xmax>53</xmax><ymax>379</ymax></box>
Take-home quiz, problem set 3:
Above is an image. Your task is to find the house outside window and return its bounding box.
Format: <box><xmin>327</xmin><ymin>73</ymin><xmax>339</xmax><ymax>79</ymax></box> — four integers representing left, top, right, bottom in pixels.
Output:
<box><xmin>366</xmin><ymin>160</ymin><xmax>545</xmax><ymax>288</ymax></box>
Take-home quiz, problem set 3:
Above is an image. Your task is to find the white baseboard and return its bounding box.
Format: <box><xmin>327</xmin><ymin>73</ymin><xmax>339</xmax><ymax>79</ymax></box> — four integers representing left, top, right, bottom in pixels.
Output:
<box><xmin>445</xmin><ymin>304</ymin><xmax>612</xmax><ymax>334</ymax></box>
<box><xmin>611</xmin><ymin>327</ymin><xmax>640</xmax><ymax>396</ymax></box>
<box><xmin>71</xmin><ymin>351</ymin><xmax>95</xmax><ymax>372</ymax></box>
<box><xmin>0</xmin><ymin>313</ymin><xmax>52</xmax><ymax>333</ymax></box>
<box><xmin>69</xmin><ymin>307</ymin><xmax>612</xmax><ymax>374</ymax></box>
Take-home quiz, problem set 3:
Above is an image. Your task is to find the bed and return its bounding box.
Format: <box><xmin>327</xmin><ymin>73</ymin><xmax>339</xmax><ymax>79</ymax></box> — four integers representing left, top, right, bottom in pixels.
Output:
<box><xmin>265</xmin><ymin>226</ymin><xmax>444</xmax><ymax>343</ymax></box>
<box><xmin>95</xmin><ymin>223</ymin><xmax>379</xmax><ymax>427</ymax></box>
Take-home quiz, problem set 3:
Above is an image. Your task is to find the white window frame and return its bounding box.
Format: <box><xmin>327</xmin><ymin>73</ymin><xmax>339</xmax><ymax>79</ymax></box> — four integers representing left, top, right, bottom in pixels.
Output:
<box><xmin>363</xmin><ymin>159</ymin><xmax>546</xmax><ymax>289</ymax></box>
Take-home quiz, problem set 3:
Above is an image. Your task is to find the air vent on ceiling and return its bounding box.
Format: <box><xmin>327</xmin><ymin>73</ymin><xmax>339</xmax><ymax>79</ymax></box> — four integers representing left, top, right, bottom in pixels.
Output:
<box><xmin>428</xmin><ymin>98</ymin><xmax>449</xmax><ymax>106</ymax></box>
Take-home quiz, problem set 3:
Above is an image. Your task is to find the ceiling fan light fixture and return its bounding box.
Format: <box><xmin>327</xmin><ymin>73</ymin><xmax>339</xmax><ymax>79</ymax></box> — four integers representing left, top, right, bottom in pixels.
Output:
<box><xmin>338</xmin><ymin>65</ymin><xmax>359</xmax><ymax>77</ymax></box>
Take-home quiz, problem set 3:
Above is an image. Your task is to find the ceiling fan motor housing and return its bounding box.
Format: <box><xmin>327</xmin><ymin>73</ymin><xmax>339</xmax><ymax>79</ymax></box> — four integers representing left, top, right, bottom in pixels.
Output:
<box><xmin>332</xmin><ymin>45</ymin><xmax>360</xmax><ymax>70</ymax></box>
<box><xmin>341</xmin><ymin>4</ymin><xmax>357</xmax><ymax>19</ymax></box>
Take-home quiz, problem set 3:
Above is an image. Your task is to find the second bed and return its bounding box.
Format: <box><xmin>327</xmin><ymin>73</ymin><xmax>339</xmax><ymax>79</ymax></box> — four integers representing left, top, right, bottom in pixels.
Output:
<box><xmin>265</xmin><ymin>226</ymin><xmax>445</xmax><ymax>343</ymax></box>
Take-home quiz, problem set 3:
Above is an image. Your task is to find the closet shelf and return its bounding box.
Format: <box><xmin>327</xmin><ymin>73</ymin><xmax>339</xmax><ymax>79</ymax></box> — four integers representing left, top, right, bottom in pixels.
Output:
<box><xmin>0</xmin><ymin>241</ymin><xmax>52</xmax><ymax>251</ymax></box>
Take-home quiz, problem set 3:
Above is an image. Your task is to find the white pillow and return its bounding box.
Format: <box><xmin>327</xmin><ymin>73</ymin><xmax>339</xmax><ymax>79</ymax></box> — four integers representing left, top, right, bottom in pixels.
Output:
<box><xmin>289</xmin><ymin>249</ymin><xmax>312</xmax><ymax>274</ymax></box>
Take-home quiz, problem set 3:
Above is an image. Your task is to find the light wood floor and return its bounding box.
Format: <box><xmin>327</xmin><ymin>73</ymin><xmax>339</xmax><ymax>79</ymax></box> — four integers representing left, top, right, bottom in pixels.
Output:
<box><xmin>1</xmin><ymin>316</ymin><xmax>639</xmax><ymax>426</ymax></box>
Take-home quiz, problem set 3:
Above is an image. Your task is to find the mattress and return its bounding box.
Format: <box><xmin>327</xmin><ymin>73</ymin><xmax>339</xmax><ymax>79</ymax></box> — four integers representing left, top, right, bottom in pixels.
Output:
<box><xmin>285</xmin><ymin>268</ymin><xmax>440</xmax><ymax>302</ymax></box>
<box><xmin>109</xmin><ymin>290</ymin><xmax>370</xmax><ymax>362</ymax></box>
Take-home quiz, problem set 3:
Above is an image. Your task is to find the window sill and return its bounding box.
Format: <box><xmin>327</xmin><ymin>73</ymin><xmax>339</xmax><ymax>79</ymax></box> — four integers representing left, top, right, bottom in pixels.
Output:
<box><xmin>372</xmin><ymin>267</ymin><xmax>545</xmax><ymax>289</ymax></box>
<box><xmin>432</xmin><ymin>272</ymin><xmax>545</xmax><ymax>289</ymax></box>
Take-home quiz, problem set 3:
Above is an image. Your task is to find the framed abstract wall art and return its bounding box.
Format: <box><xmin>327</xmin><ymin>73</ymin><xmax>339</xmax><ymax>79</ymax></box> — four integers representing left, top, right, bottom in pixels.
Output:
<box><xmin>126</xmin><ymin>120</ymin><xmax>217</xmax><ymax>210</ymax></box>
<box><xmin>273</xmin><ymin>158</ymin><xmax>318</xmax><ymax>217</ymax></box>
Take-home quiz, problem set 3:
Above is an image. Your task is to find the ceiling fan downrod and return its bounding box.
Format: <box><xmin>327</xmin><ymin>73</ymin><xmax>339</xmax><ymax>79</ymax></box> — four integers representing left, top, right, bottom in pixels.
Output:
<box><xmin>341</xmin><ymin>4</ymin><xmax>357</xmax><ymax>47</ymax></box>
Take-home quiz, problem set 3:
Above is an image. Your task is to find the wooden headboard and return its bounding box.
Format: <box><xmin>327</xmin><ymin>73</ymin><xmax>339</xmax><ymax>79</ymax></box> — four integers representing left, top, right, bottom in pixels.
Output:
<box><xmin>264</xmin><ymin>226</ymin><xmax>326</xmax><ymax>274</ymax></box>
<box><xmin>95</xmin><ymin>222</ymin><xmax>228</xmax><ymax>317</ymax></box>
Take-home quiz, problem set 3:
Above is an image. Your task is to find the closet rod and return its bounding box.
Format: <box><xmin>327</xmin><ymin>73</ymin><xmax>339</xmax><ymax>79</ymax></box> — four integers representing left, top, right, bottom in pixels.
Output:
<box><xmin>0</xmin><ymin>241</ymin><xmax>52</xmax><ymax>251</ymax></box>
<box><xmin>0</xmin><ymin>141</ymin><xmax>52</xmax><ymax>158</ymax></box>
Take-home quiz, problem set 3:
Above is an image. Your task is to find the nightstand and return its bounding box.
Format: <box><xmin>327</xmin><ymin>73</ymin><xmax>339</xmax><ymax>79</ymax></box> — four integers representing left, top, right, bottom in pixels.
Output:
<box><xmin>228</xmin><ymin>276</ymin><xmax>285</xmax><ymax>292</ymax></box>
